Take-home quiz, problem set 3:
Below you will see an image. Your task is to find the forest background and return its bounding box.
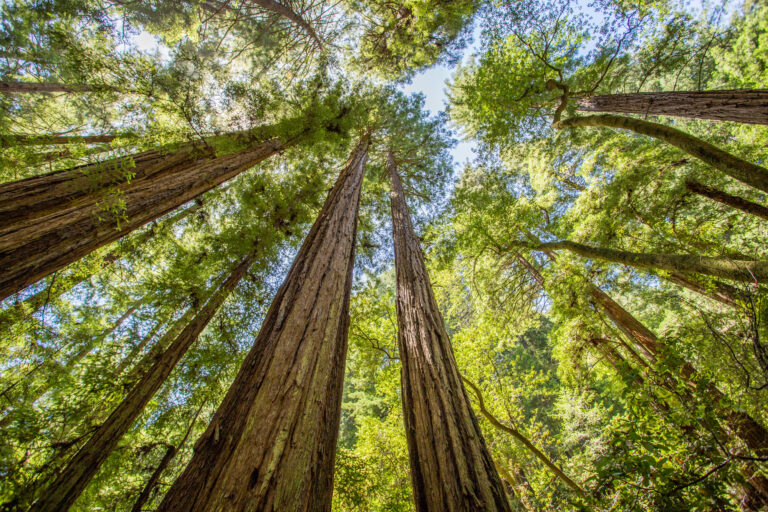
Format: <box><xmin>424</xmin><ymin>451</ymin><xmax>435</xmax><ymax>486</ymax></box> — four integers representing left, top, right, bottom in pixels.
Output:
<box><xmin>1</xmin><ymin>0</ymin><xmax>767</xmax><ymax>510</ymax></box>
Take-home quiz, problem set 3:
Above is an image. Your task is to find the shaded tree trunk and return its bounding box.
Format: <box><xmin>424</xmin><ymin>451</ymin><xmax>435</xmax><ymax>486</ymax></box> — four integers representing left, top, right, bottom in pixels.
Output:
<box><xmin>576</xmin><ymin>89</ymin><xmax>768</xmax><ymax>125</ymax></box>
<box><xmin>529</xmin><ymin>239</ymin><xmax>768</xmax><ymax>283</ymax></box>
<box><xmin>387</xmin><ymin>153</ymin><xmax>513</xmax><ymax>510</ymax></box>
<box><xmin>0</xmin><ymin>81</ymin><xmax>102</xmax><ymax>94</ymax></box>
<box><xmin>555</xmin><ymin>114</ymin><xmax>768</xmax><ymax>194</ymax></box>
<box><xmin>0</xmin><ymin>199</ymin><xmax>205</xmax><ymax>330</ymax></box>
<box><xmin>27</xmin><ymin>252</ymin><xmax>257</xmax><ymax>512</ymax></box>
<box><xmin>663</xmin><ymin>271</ymin><xmax>745</xmax><ymax>309</ymax></box>
<box><xmin>0</xmin><ymin>137</ymin><xmax>287</xmax><ymax>301</ymax></box>
<box><xmin>129</xmin><ymin>401</ymin><xmax>206</xmax><ymax>512</ymax></box>
<box><xmin>156</xmin><ymin>137</ymin><xmax>368</xmax><ymax>512</ymax></box>
<box><xmin>0</xmin><ymin>134</ymin><xmax>117</xmax><ymax>147</ymax></box>
<box><xmin>685</xmin><ymin>180</ymin><xmax>768</xmax><ymax>221</ymax></box>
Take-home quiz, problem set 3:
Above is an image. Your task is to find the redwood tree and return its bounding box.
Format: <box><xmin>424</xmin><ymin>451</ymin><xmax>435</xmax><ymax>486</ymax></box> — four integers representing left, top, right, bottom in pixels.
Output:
<box><xmin>157</xmin><ymin>136</ymin><xmax>369</xmax><ymax>512</ymax></box>
<box><xmin>576</xmin><ymin>89</ymin><xmax>768</xmax><ymax>125</ymax></box>
<box><xmin>388</xmin><ymin>152</ymin><xmax>512</xmax><ymax>511</ymax></box>
<box><xmin>0</xmin><ymin>137</ymin><xmax>286</xmax><ymax>301</ymax></box>
<box><xmin>27</xmin><ymin>250</ymin><xmax>258</xmax><ymax>512</ymax></box>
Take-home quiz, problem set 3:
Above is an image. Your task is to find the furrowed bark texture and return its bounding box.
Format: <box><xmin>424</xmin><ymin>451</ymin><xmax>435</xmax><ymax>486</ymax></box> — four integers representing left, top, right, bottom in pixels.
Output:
<box><xmin>685</xmin><ymin>180</ymin><xmax>768</xmax><ymax>221</ymax></box>
<box><xmin>0</xmin><ymin>138</ymin><xmax>285</xmax><ymax>301</ymax></box>
<box><xmin>555</xmin><ymin>114</ymin><xmax>768</xmax><ymax>194</ymax></box>
<box><xmin>576</xmin><ymin>90</ymin><xmax>768</xmax><ymax>124</ymax></box>
<box><xmin>28</xmin><ymin>253</ymin><xmax>256</xmax><ymax>512</ymax></box>
<box><xmin>535</xmin><ymin>239</ymin><xmax>768</xmax><ymax>283</ymax></box>
<box><xmin>0</xmin><ymin>81</ymin><xmax>100</xmax><ymax>94</ymax></box>
<box><xmin>157</xmin><ymin>138</ymin><xmax>368</xmax><ymax>512</ymax></box>
<box><xmin>388</xmin><ymin>154</ymin><xmax>511</xmax><ymax>512</ymax></box>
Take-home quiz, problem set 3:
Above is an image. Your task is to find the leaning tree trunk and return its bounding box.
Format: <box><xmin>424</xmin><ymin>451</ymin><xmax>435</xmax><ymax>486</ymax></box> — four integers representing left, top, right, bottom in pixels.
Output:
<box><xmin>576</xmin><ymin>90</ymin><xmax>768</xmax><ymax>125</ymax></box>
<box><xmin>554</xmin><ymin>114</ymin><xmax>768</xmax><ymax>194</ymax></box>
<box><xmin>530</xmin><ymin>239</ymin><xmax>768</xmax><ymax>284</ymax></box>
<box><xmin>156</xmin><ymin>137</ymin><xmax>368</xmax><ymax>512</ymax></box>
<box><xmin>0</xmin><ymin>199</ymin><xmax>205</xmax><ymax>332</ymax></box>
<box><xmin>685</xmin><ymin>180</ymin><xmax>768</xmax><ymax>221</ymax></box>
<box><xmin>0</xmin><ymin>137</ymin><xmax>287</xmax><ymax>301</ymax></box>
<box><xmin>387</xmin><ymin>152</ymin><xmax>512</xmax><ymax>511</ymax></box>
<box><xmin>27</xmin><ymin>252</ymin><xmax>257</xmax><ymax>512</ymax></box>
<box><xmin>0</xmin><ymin>81</ymin><xmax>105</xmax><ymax>94</ymax></box>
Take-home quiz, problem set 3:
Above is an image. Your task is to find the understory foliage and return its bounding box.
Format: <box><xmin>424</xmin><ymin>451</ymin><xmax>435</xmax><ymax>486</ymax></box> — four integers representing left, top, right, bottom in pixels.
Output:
<box><xmin>1</xmin><ymin>0</ymin><xmax>767</xmax><ymax>510</ymax></box>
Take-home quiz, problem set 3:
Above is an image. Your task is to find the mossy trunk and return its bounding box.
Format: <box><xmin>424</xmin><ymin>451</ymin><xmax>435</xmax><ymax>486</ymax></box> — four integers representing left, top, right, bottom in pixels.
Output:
<box><xmin>27</xmin><ymin>253</ymin><xmax>256</xmax><ymax>512</ymax></box>
<box><xmin>0</xmin><ymin>81</ymin><xmax>98</xmax><ymax>94</ymax></box>
<box><xmin>576</xmin><ymin>89</ymin><xmax>768</xmax><ymax>125</ymax></box>
<box><xmin>536</xmin><ymin>239</ymin><xmax>768</xmax><ymax>284</ymax></box>
<box><xmin>0</xmin><ymin>138</ymin><xmax>286</xmax><ymax>301</ymax></box>
<box><xmin>156</xmin><ymin>137</ymin><xmax>368</xmax><ymax>512</ymax></box>
<box><xmin>685</xmin><ymin>180</ymin><xmax>768</xmax><ymax>221</ymax></box>
<box><xmin>555</xmin><ymin>114</ymin><xmax>768</xmax><ymax>194</ymax></box>
<box><xmin>388</xmin><ymin>153</ymin><xmax>513</xmax><ymax>511</ymax></box>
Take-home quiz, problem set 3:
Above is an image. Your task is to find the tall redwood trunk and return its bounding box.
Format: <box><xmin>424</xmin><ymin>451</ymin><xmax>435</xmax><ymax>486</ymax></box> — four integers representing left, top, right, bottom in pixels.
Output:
<box><xmin>576</xmin><ymin>89</ymin><xmax>768</xmax><ymax>125</ymax></box>
<box><xmin>27</xmin><ymin>252</ymin><xmax>257</xmax><ymax>512</ymax></box>
<box><xmin>555</xmin><ymin>114</ymin><xmax>768</xmax><ymax>194</ymax></box>
<box><xmin>0</xmin><ymin>138</ymin><xmax>286</xmax><ymax>301</ymax></box>
<box><xmin>388</xmin><ymin>153</ymin><xmax>511</xmax><ymax>511</ymax></box>
<box><xmin>156</xmin><ymin>137</ymin><xmax>368</xmax><ymax>512</ymax></box>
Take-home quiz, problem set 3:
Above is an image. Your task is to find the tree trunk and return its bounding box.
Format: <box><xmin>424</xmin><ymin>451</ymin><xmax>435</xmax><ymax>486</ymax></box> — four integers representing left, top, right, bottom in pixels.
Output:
<box><xmin>156</xmin><ymin>137</ymin><xmax>368</xmax><ymax>512</ymax></box>
<box><xmin>663</xmin><ymin>271</ymin><xmax>744</xmax><ymax>309</ymax></box>
<box><xmin>0</xmin><ymin>199</ymin><xmax>204</xmax><ymax>331</ymax></box>
<box><xmin>685</xmin><ymin>180</ymin><xmax>768</xmax><ymax>221</ymax></box>
<box><xmin>531</xmin><ymin>239</ymin><xmax>768</xmax><ymax>284</ymax></box>
<box><xmin>576</xmin><ymin>90</ymin><xmax>768</xmax><ymax>125</ymax></box>
<box><xmin>0</xmin><ymin>134</ymin><xmax>117</xmax><ymax>147</ymax></box>
<box><xmin>0</xmin><ymin>137</ymin><xmax>286</xmax><ymax>301</ymax></box>
<box><xmin>388</xmin><ymin>153</ymin><xmax>513</xmax><ymax>510</ymax></box>
<box><xmin>130</xmin><ymin>401</ymin><xmax>206</xmax><ymax>512</ymax></box>
<box><xmin>0</xmin><ymin>81</ymin><xmax>100</xmax><ymax>94</ymax></box>
<box><xmin>27</xmin><ymin>252</ymin><xmax>257</xmax><ymax>512</ymax></box>
<box><xmin>554</xmin><ymin>114</ymin><xmax>768</xmax><ymax>194</ymax></box>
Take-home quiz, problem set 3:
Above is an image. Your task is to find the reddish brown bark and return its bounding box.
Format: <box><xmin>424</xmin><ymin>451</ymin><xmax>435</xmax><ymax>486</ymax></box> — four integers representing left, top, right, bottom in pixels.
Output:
<box><xmin>27</xmin><ymin>252</ymin><xmax>257</xmax><ymax>512</ymax></box>
<box><xmin>685</xmin><ymin>180</ymin><xmax>768</xmax><ymax>221</ymax></box>
<box><xmin>157</xmin><ymin>137</ymin><xmax>368</xmax><ymax>512</ymax></box>
<box><xmin>576</xmin><ymin>89</ymin><xmax>768</xmax><ymax>125</ymax></box>
<box><xmin>0</xmin><ymin>138</ymin><xmax>286</xmax><ymax>301</ymax></box>
<box><xmin>388</xmin><ymin>153</ymin><xmax>512</xmax><ymax>511</ymax></box>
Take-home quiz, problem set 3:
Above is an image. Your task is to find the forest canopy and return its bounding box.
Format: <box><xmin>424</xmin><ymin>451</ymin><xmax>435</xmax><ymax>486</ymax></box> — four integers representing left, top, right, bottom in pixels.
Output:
<box><xmin>1</xmin><ymin>0</ymin><xmax>768</xmax><ymax>510</ymax></box>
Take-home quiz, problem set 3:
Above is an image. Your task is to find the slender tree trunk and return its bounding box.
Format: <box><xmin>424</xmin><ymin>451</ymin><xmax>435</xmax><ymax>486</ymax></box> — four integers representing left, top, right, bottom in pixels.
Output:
<box><xmin>685</xmin><ymin>180</ymin><xmax>768</xmax><ymax>221</ymax></box>
<box><xmin>663</xmin><ymin>271</ymin><xmax>744</xmax><ymax>309</ymax></box>
<box><xmin>461</xmin><ymin>376</ymin><xmax>585</xmax><ymax>497</ymax></box>
<box><xmin>0</xmin><ymin>137</ymin><xmax>287</xmax><ymax>301</ymax></box>
<box><xmin>129</xmin><ymin>401</ymin><xmax>206</xmax><ymax>512</ymax></box>
<box><xmin>0</xmin><ymin>134</ymin><xmax>117</xmax><ymax>147</ymax></box>
<box><xmin>157</xmin><ymin>137</ymin><xmax>368</xmax><ymax>512</ymax></box>
<box><xmin>555</xmin><ymin>114</ymin><xmax>768</xmax><ymax>194</ymax></box>
<box><xmin>27</xmin><ymin>252</ymin><xmax>257</xmax><ymax>512</ymax></box>
<box><xmin>388</xmin><ymin>153</ymin><xmax>513</xmax><ymax>510</ymax></box>
<box><xmin>576</xmin><ymin>90</ymin><xmax>768</xmax><ymax>125</ymax></box>
<box><xmin>529</xmin><ymin>239</ymin><xmax>768</xmax><ymax>283</ymax></box>
<box><xmin>0</xmin><ymin>81</ymin><xmax>103</xmax><ymax>94</ymax></box>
